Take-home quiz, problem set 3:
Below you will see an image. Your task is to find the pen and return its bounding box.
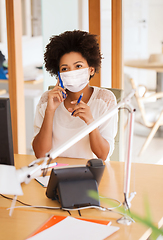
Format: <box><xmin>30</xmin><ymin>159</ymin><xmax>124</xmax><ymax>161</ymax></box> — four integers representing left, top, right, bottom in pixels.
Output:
<box><xmin>48</xmin><ymin>162</ymin><xmax>58</xmax><ymax>169</ymax></box>
<box><xmin>71</xmin><ymin>93</ymin><xmax>83</xmax><ymax>116</ymax></box>
<box><xmin>58</xmin><ymin>71</ymin><xmax>66</xmax><ymax>99</ymax></box>
<box><xmin>42</xmin><ymin>162</ymin><xmax>58</xmax><ymax>170</ymax></box>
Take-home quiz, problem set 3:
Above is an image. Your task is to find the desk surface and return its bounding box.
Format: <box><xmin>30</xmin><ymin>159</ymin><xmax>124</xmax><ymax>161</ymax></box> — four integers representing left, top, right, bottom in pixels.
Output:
<box><xmin>0</xmin><ymin>78</ymin><xmax>43</xmax><ymax>85</ymax></box>
<box><xmin>0</xmin><ymin>89</ymin><xmax>6</xmax><ymax>95</ymax></box>
<box><xmin>1</xmin><ymin>154</ymin><xmax>163</xmax><ymax>240</ymax></box>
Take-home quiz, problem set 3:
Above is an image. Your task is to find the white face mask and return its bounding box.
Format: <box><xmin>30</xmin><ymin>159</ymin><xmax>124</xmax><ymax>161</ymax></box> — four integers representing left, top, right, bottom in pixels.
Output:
<box><xmin>60</xmin><ymin>68</ymin><xmax>89</xmax><ymax>92</ymax></box>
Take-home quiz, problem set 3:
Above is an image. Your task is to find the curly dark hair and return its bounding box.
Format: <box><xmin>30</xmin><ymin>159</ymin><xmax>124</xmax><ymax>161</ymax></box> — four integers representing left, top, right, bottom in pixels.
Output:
<box><xmin>44</xmin><ymin>30</ymin><xmax>102</xmax><ymax>77</ymax></box>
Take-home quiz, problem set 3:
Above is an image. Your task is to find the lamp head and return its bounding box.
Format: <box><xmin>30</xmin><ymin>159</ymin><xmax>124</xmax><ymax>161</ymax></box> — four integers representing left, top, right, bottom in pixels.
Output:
<box><xmin>0</xmin><ymin>164</ymin><xmax>23</xmax><ymax>196</ymax></box>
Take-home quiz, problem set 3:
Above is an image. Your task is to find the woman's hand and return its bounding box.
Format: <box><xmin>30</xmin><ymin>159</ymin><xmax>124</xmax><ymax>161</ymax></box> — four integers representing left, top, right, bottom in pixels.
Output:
<box><xmin>68</xmin><ymin>100</ymin><xmax>94</xmax><ymax>124</ymax></box>
<box><xmin>46</xmin><ymin>79</ymin><xmax>67</xmax><ymax>112</ymax></box>
<box><xmin>68</xmin><ymin>99</ymin><xmax>110</xmax><ymax>160</ymax></box>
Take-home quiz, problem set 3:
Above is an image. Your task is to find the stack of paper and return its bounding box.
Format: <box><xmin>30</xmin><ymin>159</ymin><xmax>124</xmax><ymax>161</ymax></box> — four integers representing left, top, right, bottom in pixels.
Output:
<box><xmin>27</xmin><ymin>215</ymin><xmax>119</xmax><ymax>240</ymax></box>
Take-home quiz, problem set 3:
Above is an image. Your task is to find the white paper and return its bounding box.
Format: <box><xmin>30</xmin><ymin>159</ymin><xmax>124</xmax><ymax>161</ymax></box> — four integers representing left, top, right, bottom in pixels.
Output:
<box><xmin>27</xmin><ymin>216</ymin><xmax>119</xmax><ymax>240</ymax></box>
<box><xmin>35</xmin><ymin>176</ymin><xmax>50</xmax><ymax>187</ymax></box>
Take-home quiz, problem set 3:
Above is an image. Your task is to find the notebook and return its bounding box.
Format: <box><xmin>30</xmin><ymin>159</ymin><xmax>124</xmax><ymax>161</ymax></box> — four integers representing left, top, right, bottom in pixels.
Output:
<box><xmin>27</xmin><ymin>215</ymin><xmax>119</xmax><ymax>240</ymax></box>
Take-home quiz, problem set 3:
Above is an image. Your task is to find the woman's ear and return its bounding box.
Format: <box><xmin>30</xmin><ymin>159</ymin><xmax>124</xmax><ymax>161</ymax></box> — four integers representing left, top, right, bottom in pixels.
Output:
<box><xmin>89</xmin><ymin>67</ymin><xmax>95</xmax><ymax>77</ymax></box>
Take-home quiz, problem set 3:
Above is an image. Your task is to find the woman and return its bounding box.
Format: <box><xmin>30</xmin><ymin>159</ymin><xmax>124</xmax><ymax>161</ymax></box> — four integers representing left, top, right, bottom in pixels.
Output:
<box><xmin>32</xmin><ymin>30</ymin><xmax>118</xmax><ymax>161</ymax></box>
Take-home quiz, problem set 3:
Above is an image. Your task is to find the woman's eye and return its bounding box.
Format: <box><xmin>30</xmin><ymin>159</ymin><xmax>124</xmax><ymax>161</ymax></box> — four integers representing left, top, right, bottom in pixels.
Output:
<box><xmin>76</xmin><ymin>64</ymin><xmax>82</xmax><ymax>69</ymax></box>
<box><xmin>61</xmin><ymin>67</ymin><xmax>68</xmax><ymax>72</ymax></box>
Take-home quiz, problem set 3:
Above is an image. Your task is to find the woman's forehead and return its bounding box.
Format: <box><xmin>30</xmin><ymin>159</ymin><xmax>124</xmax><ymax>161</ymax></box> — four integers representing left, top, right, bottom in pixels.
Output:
<box><xmin>59</xmin><ymin>52</ymin><xmax>87</xmax><ymax>66</ymax></box>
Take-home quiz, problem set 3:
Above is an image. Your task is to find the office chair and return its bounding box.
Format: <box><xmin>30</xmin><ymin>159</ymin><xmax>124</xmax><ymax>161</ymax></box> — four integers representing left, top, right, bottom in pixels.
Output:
<box><xmin>126</xmin><ymin>77</ymin><xmax>163</xmax><ymax>156</ymax></box>
<box><xmin>48</xmin><ymin>85</ymin><xmax>123</xmax><ymax>161</ymax></box>
<box><xmin>105</xmin><ymin>88</ymin><xmax>123</xmax><ymax>161</ymax></box>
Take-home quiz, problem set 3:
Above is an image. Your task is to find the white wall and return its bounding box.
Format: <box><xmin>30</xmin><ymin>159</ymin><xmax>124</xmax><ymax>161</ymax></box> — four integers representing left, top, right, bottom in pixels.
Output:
<box><xmin>148</xmin><ymin>0</ymin><xmax>163</xmax><ymax>54</ymax></box>
<box><xmin>124</xmin><ymin>0</ymin><xmax>163</xmax><ymax>90</ymax></box>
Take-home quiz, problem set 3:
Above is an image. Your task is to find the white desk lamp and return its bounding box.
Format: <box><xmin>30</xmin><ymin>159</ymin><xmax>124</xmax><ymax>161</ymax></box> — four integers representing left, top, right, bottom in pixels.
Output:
<box><xmin>0</xmin><ymin>90</ymin><xmax>136</xmax><ymax>221</ymax></box>
<box><xmin>46</xmin><ymin>89</ymin><xmax>136</xmax><ymax>225</ymax></box>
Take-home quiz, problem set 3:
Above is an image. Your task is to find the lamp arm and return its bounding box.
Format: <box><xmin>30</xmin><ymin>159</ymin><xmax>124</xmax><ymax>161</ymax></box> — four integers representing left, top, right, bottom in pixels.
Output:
<box><xmin>47</xmin><ymin>89</ymin><xmax>136</xmax><ymax>210</ymax></box>
<box><xmin>47</xmin><ymin>90</ymin><xmax>136</xmax><ymax>160</ymax></box>
<box><xmin>15</xmin><ymin>91</ymin><xmax>135</xmax><ymax>192</ymax></box>
<box><xmin>123</xmin><ymin>102</ymin><xmax>136</xmax><ymax>209</ymax></box>
<box><xmin>6</xmin><ymin>90</ymin><xmax>136</xmax><ymax>218</ymax></box>
<box><xmin>16</xmin><ymin>157</ymin><xmax>50</xmax><ymax>184</ymax></box>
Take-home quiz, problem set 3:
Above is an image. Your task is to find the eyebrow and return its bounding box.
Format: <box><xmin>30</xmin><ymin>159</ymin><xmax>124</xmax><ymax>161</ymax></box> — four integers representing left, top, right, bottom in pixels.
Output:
<box><xmin>60</xmin><ymin>64</ymin><xmax>68</xmax><ymax>68</ymax></box>
<box><xmin>73</xmin><ymin>61</ymin><xmax>83</xmax><ymax>65</ymax></box>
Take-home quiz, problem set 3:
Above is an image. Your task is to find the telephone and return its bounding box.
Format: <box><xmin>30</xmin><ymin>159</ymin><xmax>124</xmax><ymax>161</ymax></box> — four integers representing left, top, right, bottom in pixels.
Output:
<box><xmin>46</xmin><ymin>159</ymin><xmax>105</xmax><ymax>208</ymax></box>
